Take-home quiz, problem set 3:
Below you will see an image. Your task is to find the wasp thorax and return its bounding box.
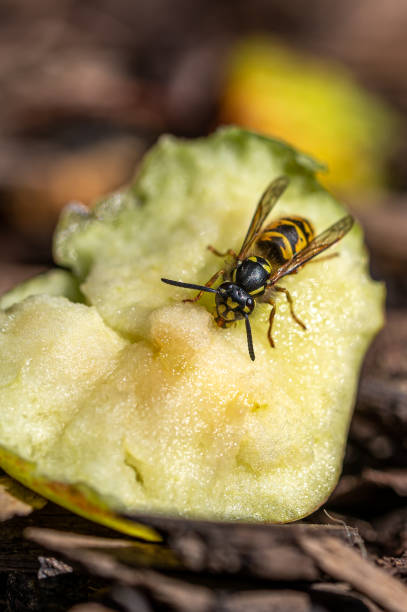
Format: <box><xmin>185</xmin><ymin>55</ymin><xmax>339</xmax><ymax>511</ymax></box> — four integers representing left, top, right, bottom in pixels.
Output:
<box><xmin>233</xmin><ymin>256</ymin><xmax>271</xmax><ymax>295</ymax></box>
<box><xmin>215</xmin><ymin>282</ymin><xmax>255</xmax><ymax>322</ymax></box>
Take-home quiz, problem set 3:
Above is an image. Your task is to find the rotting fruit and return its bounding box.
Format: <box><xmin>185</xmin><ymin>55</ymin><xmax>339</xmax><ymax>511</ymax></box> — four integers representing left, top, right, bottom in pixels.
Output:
<box><xmin>0</xmin><ymin>127</ymin><xmax>384</xmax><ymax>530</ymax></box>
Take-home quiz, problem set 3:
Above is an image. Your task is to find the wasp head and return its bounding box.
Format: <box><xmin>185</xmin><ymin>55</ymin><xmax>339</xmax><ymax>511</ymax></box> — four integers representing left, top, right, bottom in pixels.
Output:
<box><xmin>161</xmin><ymin>277</ymin><xmax>256</xmax><ymax>360</ymax></box>
<box><xmin>215</xmin><ymin>282</ymin><xmax>255</xmax><ymax>324</ymax></box>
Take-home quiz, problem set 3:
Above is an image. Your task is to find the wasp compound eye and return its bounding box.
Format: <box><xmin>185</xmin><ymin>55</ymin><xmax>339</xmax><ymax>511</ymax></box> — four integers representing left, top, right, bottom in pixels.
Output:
<box><xmin>241</xmin><ymin>296</ymin><xmax>255</xmax><ymax>316</ymax></box>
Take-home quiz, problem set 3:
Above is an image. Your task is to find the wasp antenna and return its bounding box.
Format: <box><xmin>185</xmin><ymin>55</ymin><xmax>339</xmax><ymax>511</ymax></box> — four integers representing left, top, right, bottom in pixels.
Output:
<box><xmin>161</xmin><ymin>278</ymin><xmax>218</xmax><ymax>293</ymax></box>
<box><xmin>243</xmin><ymin>313</ymin><xmax>255</xmax><ymax>361</ymax></box>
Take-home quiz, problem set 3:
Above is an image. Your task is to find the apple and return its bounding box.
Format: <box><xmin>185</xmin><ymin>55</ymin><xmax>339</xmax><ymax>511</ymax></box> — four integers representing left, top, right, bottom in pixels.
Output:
<box><xmin>0</xmin><ymin>128</ymin><xmax>383</xmax><ymax>530</ymax></box>
<box><xmin>219</xmin><ymin>38</ymin><xmax>399</xmax><ymax>196</ymax></box>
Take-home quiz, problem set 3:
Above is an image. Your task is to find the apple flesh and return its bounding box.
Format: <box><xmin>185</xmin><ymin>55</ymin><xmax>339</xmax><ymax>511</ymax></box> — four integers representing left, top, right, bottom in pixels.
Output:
<box><xmin>0</xmin><ymin>128</ymin><xmax>384</xmax><ymax>524</ymax></box>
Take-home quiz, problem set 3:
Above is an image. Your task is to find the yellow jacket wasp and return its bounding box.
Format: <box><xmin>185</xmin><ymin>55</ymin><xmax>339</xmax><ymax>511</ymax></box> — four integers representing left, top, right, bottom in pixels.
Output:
<box><xmin>162</xmin><ymin>176</ymin><xmax>354</xmax><ymax>361</ymax></box>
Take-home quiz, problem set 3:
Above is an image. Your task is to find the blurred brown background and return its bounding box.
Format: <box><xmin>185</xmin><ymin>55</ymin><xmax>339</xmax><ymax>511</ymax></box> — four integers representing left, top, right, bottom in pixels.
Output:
<box><xmin>2</xmin><ymin>3</ymin><xmax>407</xmax><ymax>610</ymax></box>
<box><xmin>1</xmin><ymin>0</ymin><xmax>407</xmax><ymax>296</ymax></box>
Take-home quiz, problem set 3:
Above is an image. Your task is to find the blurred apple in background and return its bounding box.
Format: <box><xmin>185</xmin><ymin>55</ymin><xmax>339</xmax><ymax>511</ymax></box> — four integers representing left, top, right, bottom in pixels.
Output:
<box><xmin>219</xmin><ymin>37</ymin><xmax>401</xmax><ymax>198</ymax></box>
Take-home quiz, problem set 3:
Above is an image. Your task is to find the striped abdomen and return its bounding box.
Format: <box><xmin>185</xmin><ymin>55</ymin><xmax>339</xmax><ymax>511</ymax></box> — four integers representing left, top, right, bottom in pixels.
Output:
<box><xmin>256</xmin><ymin>216</ymin><xmax>315</xmax><ymax>266</ymax></box>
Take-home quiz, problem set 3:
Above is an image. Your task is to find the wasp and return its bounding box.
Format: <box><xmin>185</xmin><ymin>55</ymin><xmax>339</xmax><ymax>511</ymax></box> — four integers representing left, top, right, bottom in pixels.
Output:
<box><xmin>162</xmin><ymin>176</ymin><xmax>354</xmax><ymax>361</ymax></box>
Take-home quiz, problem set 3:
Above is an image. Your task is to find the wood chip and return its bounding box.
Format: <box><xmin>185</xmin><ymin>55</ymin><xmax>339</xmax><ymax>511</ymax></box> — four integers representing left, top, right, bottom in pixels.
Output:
<box><xmin>23</xmin><ymin>524</ymin><xmax>369</xmax><ymax>611</ymax></box>
<box><xmin>0</xmin><ymin>475</ymin><xmax>46</xmax><ymax>521</ymax></box>
<box><xmin>311</xmin><ymin>582</ymin><xmax>382</xmax><ymax>612</ymax></box>
<box><xmin>25</xmin><ymin>527</ymin><xmax>179</xmax><ymax>571</ymax></box>
<box><xmin>128</xmin><ymin>517</ymin><xmax>363</xmax><ymax>580</ymax></box>
<box><xmin>299</xmin><ymin>534</ymin><xmax>407</xmax><ymax>612</ymax></box>
<box><xmin>372</xmin><ymin>507</ymin><xmax>407</xmax><ymax>554</ymax></box>
<box><xmin>220</xmin><ymin>590</ymin><xmax>312</xmax><ymax>612</ymax></box>
<box><xmin>42</xmin><ymin>544</ymin><xmax>214</xmax><ymax>612</ymax></box>
<box><xmin>363</xmin><ymin>469</ymin><xmax>407</xmax><ymax>496</ymax></box>
<box><xmin>37</xmin><ymin>555</ymin><xmax>73</xmax><ymax>579</ymax></box>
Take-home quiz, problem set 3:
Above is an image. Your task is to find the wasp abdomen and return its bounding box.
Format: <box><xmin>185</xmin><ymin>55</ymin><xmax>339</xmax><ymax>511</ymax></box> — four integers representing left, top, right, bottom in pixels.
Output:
<box><xmin>257</xmin><ymin>216</ymin><xmax>315</xmax><ymax>264</ymax></box>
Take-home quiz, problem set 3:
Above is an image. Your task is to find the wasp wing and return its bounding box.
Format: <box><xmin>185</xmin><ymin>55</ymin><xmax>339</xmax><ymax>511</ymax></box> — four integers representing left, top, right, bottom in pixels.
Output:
<box><xmin>268</xmin><ymin>214</ymin><xmax>354</xmax><ymax>284</ymax></box>
<box><xmin>238</xmin><ymin>176</ymin><xmax>289</xmax><ymax>260</ymax></box>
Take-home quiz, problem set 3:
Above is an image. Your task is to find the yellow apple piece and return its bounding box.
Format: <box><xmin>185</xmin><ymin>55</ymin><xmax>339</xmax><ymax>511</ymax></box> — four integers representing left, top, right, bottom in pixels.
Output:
<box><xmin>219</xmin><ymin>38</ymin><xmax>399</xmax><ymax>196</ymax></box>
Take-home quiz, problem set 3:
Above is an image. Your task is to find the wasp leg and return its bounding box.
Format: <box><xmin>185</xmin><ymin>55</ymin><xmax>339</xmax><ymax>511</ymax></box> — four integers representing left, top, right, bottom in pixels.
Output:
<box><xmin>207</xmin><ymin>245</ymin><xmax>238</xmax><ymax>259</ymax></box>
<box><xmin>274</xmin><ymin>285</ymin><xmax>307</xmax><ymax>330</ymax></box>
<box><xmin>267</xmin><ymin>298</ymin><xmax>276</xmax><ymax>348</ymax></box>
<box><xmin>183</xmin><ymin>268</ymin><xmax>225</xmax><ymax>303</ymax></box>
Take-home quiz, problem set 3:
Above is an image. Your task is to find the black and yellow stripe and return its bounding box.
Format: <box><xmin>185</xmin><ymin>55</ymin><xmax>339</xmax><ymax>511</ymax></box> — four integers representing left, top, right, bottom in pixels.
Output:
<box><xmin>256</xmin><ymin>216</ymin><xmax>315</xmax><ymax>265</ymax></box>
